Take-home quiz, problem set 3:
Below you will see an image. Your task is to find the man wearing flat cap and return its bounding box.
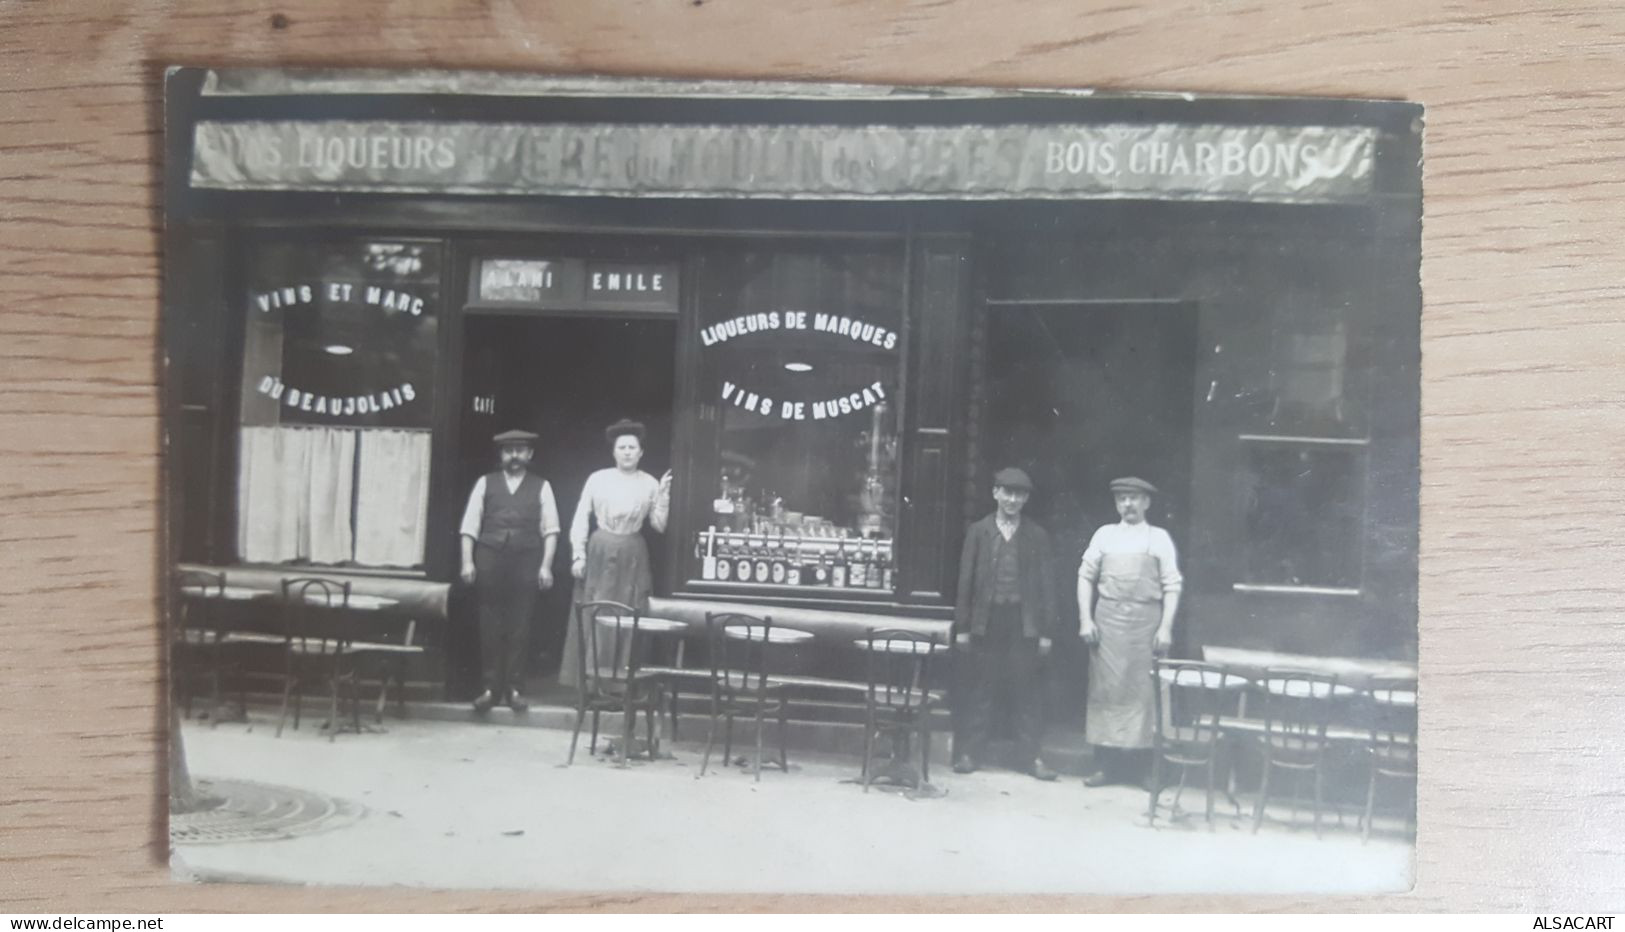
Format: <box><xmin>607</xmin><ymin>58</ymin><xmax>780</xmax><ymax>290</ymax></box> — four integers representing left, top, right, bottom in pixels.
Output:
<box><xmin>1077</xmin><ymin>476</ymin><xmax>1183</xmax><ymax>787</ymax></box>
<box><xmin>952</xmin><ymin>467</ymin><xmax>1061</xmax><ymax>780</ymax></box>
<box><xmin>459</xmin><ymin>429</ymin><xmax>560</xmax><ymax>714</ymax></box>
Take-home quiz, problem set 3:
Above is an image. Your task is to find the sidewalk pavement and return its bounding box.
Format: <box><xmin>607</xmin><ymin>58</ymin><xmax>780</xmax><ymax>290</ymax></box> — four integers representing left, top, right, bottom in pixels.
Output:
<box><xmin>173</xmin><ymin>715</ymin><xmax>1413</xmax><ymax>895</ymax></box>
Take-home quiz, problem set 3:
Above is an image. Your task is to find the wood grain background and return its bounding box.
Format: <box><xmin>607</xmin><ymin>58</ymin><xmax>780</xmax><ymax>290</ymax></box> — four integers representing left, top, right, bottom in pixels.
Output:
<box><xmin>2</xmin><ymin>0</ymin><xmax>1621</xmax><ymax>913</ymax></box>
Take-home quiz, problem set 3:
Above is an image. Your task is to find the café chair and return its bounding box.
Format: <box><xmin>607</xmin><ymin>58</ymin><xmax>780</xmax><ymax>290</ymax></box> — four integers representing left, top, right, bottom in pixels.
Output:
<box><xmin>564</xmin><ymin>600</ymin><xmax>665</xmax><ymax>769</ymax></box>
<box><xmin>860</xmin><ymin>628</ymin><xmax>944</xmax><ymax>793</ymax></box>
<box><xmin>1251</xmin><ymin>668</ymin><xmax>1341</xmax><ymax>838</ymax></box>
<box><xmin>351</xmin><ymin>618</ymin><xmax>426</xmax><ymax>724</ymax></box>
<box><xmin>697</xmin><ymin>612</ymin><xmax>792</xmax><ymax>781</ymax></box>
<box><xmin>1148</xmin><ymin>658</ymin><xmax>1240</xmax><ymax>827</ymax></box>
<box><xmin>1360</xmin><ymin>676</ymin><xmax>1418</xmax><ymax>843</ymax></box>
<box><xmin>276</xmin><ymin>577</ymin><xmax>364</xmax><ymax>741</ymax></box>
<box><xmin>172</xmin><ymin>569</ymin><xmax>229</xmax><ymax>720</ymax></box>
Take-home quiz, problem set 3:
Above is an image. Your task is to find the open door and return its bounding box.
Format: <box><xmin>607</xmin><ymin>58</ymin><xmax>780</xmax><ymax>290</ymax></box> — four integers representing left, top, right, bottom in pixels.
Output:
<box><xmin>984</xmin><ymin>300</ymin><xmax>1198</xmax><ymax>733</ymax></box>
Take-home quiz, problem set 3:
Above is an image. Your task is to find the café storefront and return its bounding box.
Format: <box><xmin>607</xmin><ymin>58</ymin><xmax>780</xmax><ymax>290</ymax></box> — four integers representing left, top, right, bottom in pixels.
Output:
<box><xmin>163</xmin><ymin>69</ymin><xmax>1421</xmax><ymax>706</ymax></box>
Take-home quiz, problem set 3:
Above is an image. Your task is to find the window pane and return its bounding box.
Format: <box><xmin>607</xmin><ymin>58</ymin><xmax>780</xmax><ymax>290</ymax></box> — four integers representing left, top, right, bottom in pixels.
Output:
<box><xmin>689</xmin><ymin>248</ymin><xmax>903</xmax><ymax>592</ymax></box>
<box><xmin>1240</xmin><ymin>441</ymin><xmax>1365</xmax><ymax>589</ymax></box>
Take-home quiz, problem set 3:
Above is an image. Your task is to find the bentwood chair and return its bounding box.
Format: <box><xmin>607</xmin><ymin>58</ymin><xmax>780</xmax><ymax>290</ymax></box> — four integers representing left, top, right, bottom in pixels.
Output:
<box><xmin>277</xmin><ymin>577</ymin><xmax>364</xmax><ymax>741</ymax></box>
<box><xmin>565</xmin><ymin>599</ymin><xmax>665</xmax><ymax>768</ymax></box>
<box><xmin>1148</xmin><ymin>659</ymin><xmax>1245</xmax><ymax>827</ymax></box>
<box><xmin>860</xmin><ymin>628</ymin><xmax>945</xmax><ymax>793</ymax></box>
<box><xmin>698</xmin><ymin>612</ymin><xmax>791</xmax><ymax>782</ymax></box>
<box><xmin>1360</xmin><ymin>677</ymin><xmax>1418</xmax><ymax>843</ymax></box>
<box><xmin>1251</xmin><ymin>668</ymin><xmax>1341</xmax><ymax>838</ymax></box>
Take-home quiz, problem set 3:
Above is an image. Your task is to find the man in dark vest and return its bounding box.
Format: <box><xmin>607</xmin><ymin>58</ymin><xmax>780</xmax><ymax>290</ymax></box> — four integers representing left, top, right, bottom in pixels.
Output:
<box><xmin>952</xmin><ymin>467</ymin><xmax>1061</xmax><ymax>780</ymax></box>
<box><xmin>459</xmin><ymin>429</ymin><xmax>560</xmax><ymax>714</ymax></box>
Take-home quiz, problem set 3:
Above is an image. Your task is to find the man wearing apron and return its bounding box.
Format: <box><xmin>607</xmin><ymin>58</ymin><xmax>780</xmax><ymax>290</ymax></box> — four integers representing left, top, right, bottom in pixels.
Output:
<box><xmin>459</xmin><ymin>429</ymin><xmax>560</xmax><ymax>715</ymax></box>
<box><xmin>1077</xmin><ymin>476</ymin><xmax>1183</xmax><ymax>787</ymax></box>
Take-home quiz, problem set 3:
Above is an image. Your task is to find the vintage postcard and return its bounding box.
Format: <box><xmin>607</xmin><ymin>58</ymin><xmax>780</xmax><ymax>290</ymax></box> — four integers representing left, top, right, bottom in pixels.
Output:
<box><xmin>162</xmin><ymin>67</ymin><xmax>1421</xmax><ymax>893</ymax></box>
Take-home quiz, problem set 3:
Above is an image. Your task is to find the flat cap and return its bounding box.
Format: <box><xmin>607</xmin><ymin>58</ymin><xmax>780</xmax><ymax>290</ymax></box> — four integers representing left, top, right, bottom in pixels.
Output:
<box><xmin>492</xmin><ymin>429</ymin><xmax>538</xmax><ymax>445</ymax></box>
<box><xmin>1109</xmin><ymin>476</ymin><xmax>1158</xmax><ymax>495</ymax></box>
<box><xmin>992</xmin><ymin>467</ymin><xmax>1033</xmax><ymax>491</ymax></box>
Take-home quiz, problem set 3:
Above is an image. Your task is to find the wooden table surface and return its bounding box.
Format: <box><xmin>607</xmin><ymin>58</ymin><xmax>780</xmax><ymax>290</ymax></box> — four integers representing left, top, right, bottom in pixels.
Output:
<box><xmin>3</xmin><ymin>0</ymin><xmax>1621</xmax><ymax>913</ymax></box>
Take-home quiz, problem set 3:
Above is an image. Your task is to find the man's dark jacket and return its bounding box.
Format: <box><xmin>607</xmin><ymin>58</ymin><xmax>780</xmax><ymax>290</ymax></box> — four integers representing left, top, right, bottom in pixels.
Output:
<box><xmin>953</xmin><ymin>513</ymin><xmax>1060</xmax><ymax>640</ymax></box>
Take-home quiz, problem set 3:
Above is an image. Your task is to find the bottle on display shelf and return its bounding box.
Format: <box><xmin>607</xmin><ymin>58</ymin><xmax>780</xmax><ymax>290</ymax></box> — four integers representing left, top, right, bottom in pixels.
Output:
<box><xmin>786</xmin><ymin>538</ymin><xmax>803</xmax><ymax>586</ymax></box>
<box><xmin>880</xmin><ymin>542</ymin><xmax>896</xmax><ymax>590</ymax></box>
<box><xmin>848</xmin><ymin>537</ymin><xmax>868</xmax><ymax>588</ymax></box>
<box><xmin>831</xmin><ymin>539</ymin><xmax>849</xmax><ymax>588</ymax></box>
<box><xmin>700</xmin><ymin>526</ymin><xmax>718</xmax><ymax>581</ymax></box>
<box><xmin>716</xmin><ymin>532</ymin><xmax>734</xmax><ymax>581</ymax></box>
<box><xmin>733</xmin><ymin>533</ymin><xmax>753</xmax><ymax>583</ymax></box>
<box><xmin>865</xmin><ymin>538</ymin><xmax>883</xmax><ymax>589</ymax></box>
<box><xmin>812</xmin><ymin>549</ymin><xmax>831</xmax><ymax>586</ymax></box>
<box><xmin>770</xmin><ymin>532</ymin><xmax>789</xmax><ymax>584</ymax></box>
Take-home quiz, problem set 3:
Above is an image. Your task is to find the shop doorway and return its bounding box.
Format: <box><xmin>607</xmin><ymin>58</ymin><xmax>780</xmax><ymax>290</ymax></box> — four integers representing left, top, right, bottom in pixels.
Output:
<box><xmin>984</xmin><ymin>300</ymin><xmax>1198</xmax><ymax>731</ymax></box>
<box><xmin>453</xmin><ymin>313</ymin><xmax>677</xmax><ymax>696</ymax></box>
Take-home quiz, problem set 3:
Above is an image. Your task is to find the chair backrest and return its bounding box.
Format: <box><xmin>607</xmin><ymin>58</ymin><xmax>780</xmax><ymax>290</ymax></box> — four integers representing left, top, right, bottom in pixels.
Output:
<box><xmin>862</xmin><ymin>628</ymin><xmax>939</xmax><ymax>713</ymax></box>
<box><xmin>1256</xmin><ymin>667</ymin><xmax>1340</xmax><ymax>759</ymax></box>
<box><xmin>1364</xmin><ymin>675</ymin><xmax>1418</xmax><ymax>770</ymax></box>
<box><xmin>705</xmin><ymin>611</ymin><xmax>773</xmax><ymax>697</ymax></box>
<box><xmin>280</xmin><ymin>577</ymin><xmax>352</xmax><ymax>653</ymax></box>
<box><xmin>1150</xmin><ymin>658</ymin><xmax>1233</xmax><ymax>752</ymax></box>
<box><xmin>571</xmin><ymin>599</ymin><xmax>641</xmax><ymax>698</ymax></box>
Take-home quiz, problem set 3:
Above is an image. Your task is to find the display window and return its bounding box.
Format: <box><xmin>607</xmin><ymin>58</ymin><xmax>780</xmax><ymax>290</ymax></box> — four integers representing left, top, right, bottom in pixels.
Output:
<box><xmin>685</xmin><ymin>247</ymin><xmax>904</xmax><ymax>594</ymax></box>
<box><xmin>234</xmin><ymin>239</ymin><xmax>440</xmax><ymax>568</ymax></box>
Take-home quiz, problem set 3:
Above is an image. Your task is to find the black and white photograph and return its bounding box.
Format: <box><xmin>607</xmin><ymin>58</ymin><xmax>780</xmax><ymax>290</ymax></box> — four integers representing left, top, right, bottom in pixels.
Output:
<box><xmin>161</xmin><ymin>67</ymin><xmax>1421</xmax><ymax>894</ymax></box>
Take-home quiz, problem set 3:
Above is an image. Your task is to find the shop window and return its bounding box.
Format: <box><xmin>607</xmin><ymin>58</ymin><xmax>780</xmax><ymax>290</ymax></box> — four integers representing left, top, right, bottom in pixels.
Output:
<box><xmin>235</xmin><ymin>239</ymin><xmax>440</xmax><ymax>568</ymax></box>
<box><xmin>1269</xmin><ymin>318</ymin><xmax>1351</xmax><ymax>431</ymax></box>
<box><xmin>687</xmin><ymin>249</ymin><xmax>903</xmax><ymax>593</ymax></box>
<box><xmin>1237</xmin><ymin>438</ymin><xmax>1366</xmax><ymax>592</ymax></box>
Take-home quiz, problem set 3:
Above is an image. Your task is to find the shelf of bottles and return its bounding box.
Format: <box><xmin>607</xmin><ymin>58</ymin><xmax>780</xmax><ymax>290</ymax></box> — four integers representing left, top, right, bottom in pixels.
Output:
<box><xmin>694</xmin><ymin>525</ymin><xmax>895</xmax><ymax>592</ymax></box>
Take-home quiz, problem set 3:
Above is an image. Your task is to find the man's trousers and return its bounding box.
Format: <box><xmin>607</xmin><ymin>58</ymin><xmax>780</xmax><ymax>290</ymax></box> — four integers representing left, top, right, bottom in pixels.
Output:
<box><xmin>473</xmin><ymin>543</ymin><xmax>543</xmax><ymax>698</ymax></box>
<box><xmin>957</xmin><ymin>602</ymin><xmax>1045</xmax><ymax>765</ymax></box>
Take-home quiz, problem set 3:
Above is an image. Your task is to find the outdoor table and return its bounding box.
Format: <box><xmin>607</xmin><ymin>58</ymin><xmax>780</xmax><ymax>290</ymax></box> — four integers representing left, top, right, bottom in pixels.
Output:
<box><xmin>176</xmin><ymin>583</ymin><xmax>276</xmax><ymax>722</ymax></box>
<box><xmin>289</xmin><ymin>591</ymin><xmax>404</xmax><ymax>735</ymax></box>
<box><xmin>851</xmin><ymin>638</ymin><xmax>949</xmax><ymax>655</ymax></box>
<box><xmin>598</xmin><ymin>615</ymin><xmax>686</xmax><ymax>634</ymax></box>
<box><xmin>848</xmin><ymin>637</ymin><xmax>948</xmax><ymax>797</ymax></box>
<box><xmin>1370</xmin><ymin>688</ymin><xmax>1417</xmax><ymax>708</ymax></box>
<box><xmin>1153</xmin><ymin>667</ymin><xmax>1251</xmax><ymax>818</ymax></box>
<box><xmin>1156</xmin><ymin>667</ymin><xmax>1249</xmax><ymax>690</ymax></box>
<box><xmin>181</xmin><ymin>583</ymin><xmax>272</xmax><ymax>602</ymax></box>
<box><xmin>726</xmin><ymin>624</ymin><xmax>815</xmax><ymax>646</ymax></box>
<box><xmin>296</xmin><ymin>592</ymin><xmax>399</xmax><ymax>611</ymax></box>
<box><xmin>1259</xmin><ymin>677</ymin><xmax>1360</xmax><ymax>700</ymax></box>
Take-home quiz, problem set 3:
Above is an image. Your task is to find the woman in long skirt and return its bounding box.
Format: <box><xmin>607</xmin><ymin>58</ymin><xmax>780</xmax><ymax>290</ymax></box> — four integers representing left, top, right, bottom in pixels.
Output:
<box><xmin>560</xmin><ymin>418</ymin><xmax>672</xmax><ymax>690</ymax></box>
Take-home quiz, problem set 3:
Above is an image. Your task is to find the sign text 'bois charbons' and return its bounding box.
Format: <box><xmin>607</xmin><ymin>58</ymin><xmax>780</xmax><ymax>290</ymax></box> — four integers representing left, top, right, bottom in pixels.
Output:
<box><xmin>191</xmin><ymin>120</ymin><xmax>1377</xmax><ymax>204</ymax></box>
<box><xmin>704</xmin><ymin>310</ymin><xmax>897</xmax><ymax>422</ymax></box>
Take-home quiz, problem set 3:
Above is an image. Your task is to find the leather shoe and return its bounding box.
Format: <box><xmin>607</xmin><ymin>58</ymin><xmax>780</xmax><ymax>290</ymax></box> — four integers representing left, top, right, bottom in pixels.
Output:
<box><xmin>471</xmin><ymin>690</ymin><xmax>495</xmax><ymax>714</ymax></box>
<box><xmin>507</xmin><ymin>691</ymin><xmax>529</xmax><ymax>713</ymax></box>
<box><xmin>1028</xmin><ymin>759</ymin><xmax>1059</xmax><ymax>782</ymax></box>
<box><xmin>952</xmin><ymin>756</ymin><xmax>979</xmax><ymax>774</ymax></box>
<box><xmin>1083</xmin><ymin>769</ymin><xmax>1113</xmax><ymax>788</ymax></box>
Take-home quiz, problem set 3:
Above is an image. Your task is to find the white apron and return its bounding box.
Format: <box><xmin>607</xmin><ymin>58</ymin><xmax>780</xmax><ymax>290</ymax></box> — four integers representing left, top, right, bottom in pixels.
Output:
<box><xmin>1085</xmin><ymin>544</ymin><xmax>1164</xmax><ymax>749</ymax></box>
